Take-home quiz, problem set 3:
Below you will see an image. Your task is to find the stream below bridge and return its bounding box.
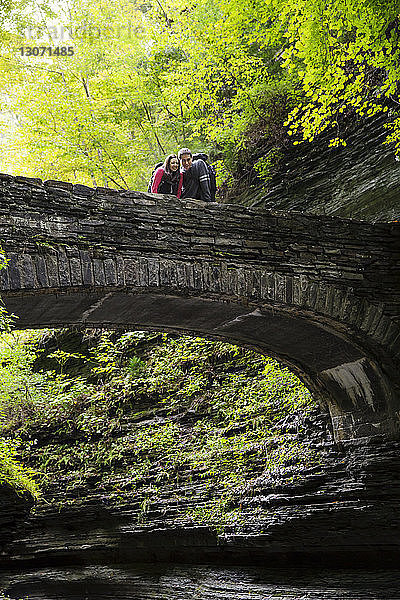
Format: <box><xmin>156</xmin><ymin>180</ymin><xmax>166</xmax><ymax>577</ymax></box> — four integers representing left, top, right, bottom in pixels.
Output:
<box><xmin>2</xmin><ymin>564</ymin><xmax>400</xmax><ymax>599</ymax></box>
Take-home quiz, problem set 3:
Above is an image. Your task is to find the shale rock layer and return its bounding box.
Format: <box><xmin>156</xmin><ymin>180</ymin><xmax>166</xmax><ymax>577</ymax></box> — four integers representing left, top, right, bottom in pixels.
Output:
<box><xmin>2</xmin><ymin>565</ymin><xmax>400</xmax><ymax>600</ymax></box>
<box><xmin>248</xmin><ymin>114</ymin><xmax>400</xmax><ymax>222</ymax></box>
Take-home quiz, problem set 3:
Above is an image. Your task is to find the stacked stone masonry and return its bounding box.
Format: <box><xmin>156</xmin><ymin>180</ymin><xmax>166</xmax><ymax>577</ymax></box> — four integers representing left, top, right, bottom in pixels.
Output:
<box><xmin>0</xmin><ymin>173</ymin><xmax>400</xmax><ymax>442</ymax></box>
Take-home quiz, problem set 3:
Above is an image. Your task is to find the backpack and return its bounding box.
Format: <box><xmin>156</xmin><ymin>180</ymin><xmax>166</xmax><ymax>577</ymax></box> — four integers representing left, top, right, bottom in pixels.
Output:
<box><xmin>147</xmin><ymin>162</ymin><xmax>163</xmax><ymax>193</ymax></box>
<box><xmin>193</xmin><ymin>153</ymin><xmax>217</xmax><ymax>201</ymax></box>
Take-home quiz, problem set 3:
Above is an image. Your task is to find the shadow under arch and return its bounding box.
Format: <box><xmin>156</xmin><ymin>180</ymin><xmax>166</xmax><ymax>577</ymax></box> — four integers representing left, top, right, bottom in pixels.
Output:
<box><xmin>3</xmin><ymin>286</ymin><xmax>399</xmax><ymax>443</ymax></box>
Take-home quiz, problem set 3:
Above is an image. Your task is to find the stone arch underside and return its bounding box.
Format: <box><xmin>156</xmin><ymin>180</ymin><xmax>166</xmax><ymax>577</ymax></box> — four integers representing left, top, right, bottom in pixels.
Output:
<box><xmin>0</xmin><ymin>173</ymin><xmax>399</xmax><ymax>442</ymax></box>
<box><xmin>3</xmin><ymin>284</ymin><xmax>399</xmax><ymax>443</ymax></box>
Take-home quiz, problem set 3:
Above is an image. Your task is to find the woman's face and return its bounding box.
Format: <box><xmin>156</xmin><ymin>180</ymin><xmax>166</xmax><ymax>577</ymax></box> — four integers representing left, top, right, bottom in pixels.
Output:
<box><xmin>170</xmin><ymin>157</ymin><xmax>179</xmax><ymax>171</ymax></box>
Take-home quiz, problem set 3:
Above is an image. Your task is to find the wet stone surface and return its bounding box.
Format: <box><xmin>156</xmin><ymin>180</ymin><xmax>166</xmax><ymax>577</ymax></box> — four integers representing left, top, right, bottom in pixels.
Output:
<box><xmin>2</xmin><ymin>564</ymin><xmax>400</xmax><ymax>599</ymax></box>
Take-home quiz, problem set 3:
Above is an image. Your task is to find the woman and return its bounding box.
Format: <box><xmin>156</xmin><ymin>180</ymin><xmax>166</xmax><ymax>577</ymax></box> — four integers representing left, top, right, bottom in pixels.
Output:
<box><xmin>151</xmin><ymin>154</ymin><xmax>183</xmax><ymax>197</ymax></box>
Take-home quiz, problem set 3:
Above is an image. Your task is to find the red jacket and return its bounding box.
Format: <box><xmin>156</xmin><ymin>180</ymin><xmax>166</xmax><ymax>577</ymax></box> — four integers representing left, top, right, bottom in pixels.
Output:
<box><xmin>151</xmin><ymin>167</ymin><xmax>183</xmax><ymax>198</ymax></box>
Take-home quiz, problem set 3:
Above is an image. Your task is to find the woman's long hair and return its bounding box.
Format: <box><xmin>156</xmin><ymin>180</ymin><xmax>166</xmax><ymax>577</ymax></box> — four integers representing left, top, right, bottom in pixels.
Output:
<box><xmin>163</xmin><ymin>154</ymin><xmax>179</xmax><ymax>176</ymax></box>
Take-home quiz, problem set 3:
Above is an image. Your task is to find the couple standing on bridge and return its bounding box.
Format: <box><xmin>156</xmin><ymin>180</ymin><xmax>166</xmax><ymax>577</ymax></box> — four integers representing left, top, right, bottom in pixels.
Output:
<box><xmin>149</xmin><ymin>147</ymin><xmax>216</xmax><ymax>202</ymax></box>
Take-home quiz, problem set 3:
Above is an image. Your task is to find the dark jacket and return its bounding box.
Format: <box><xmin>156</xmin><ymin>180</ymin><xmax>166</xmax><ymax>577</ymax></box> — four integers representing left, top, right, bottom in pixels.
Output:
<box><xmin>181</xmin><ymin>159</ymin><xmax>211</xmax><ymax>202</ymax></box>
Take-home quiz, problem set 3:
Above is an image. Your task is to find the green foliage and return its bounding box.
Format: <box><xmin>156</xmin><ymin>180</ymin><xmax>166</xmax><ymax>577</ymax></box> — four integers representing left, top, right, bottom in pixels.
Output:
<box><xmin>0</xmin><ymin>329</ymin><xmax>319</xmax><ymax>531</ymax></box>
<box><xmin>2</xmin><ymin>0</ymin><xmax>399</xmax><ymax>190</ymax></box>
<box><xmin>253</xmin><ymin>148</ymin><xmax>284</xmax><ymax>182</ymax></box>
<box><xmin>0</xmin><ymin>331</ymin><xmax>89</xmax><ymax>433</ymax></box>
<box><xmin>0</xmin><ymin>334</ymin><xmax>40</xmax><ymax>497</ymax></box>
<box><xmin>227</xmin><ymin>0</ymin><xmax>400</xmax><ymax>146</ymax></box>
<box><xmin>0</xmin><ymin>251</ymin><xmax>16</xmax><ymax>332</ymax></box>
<box><xmin>128</xmin><ymin>355</ymin><xmax>146</xmax><ymax>377</ymax></box>
<box><xmin>47</xmin><ymin>349</ymin><xmax>87</xmax><ymax>374</ymax></box>
<box><xmin>0</xmin><ymin>436</ymin><xmax>39</xmax><ymax>498</ymax></box>
<box><xmin>0</xmin><ymin>0</ymin><xmax>293</xmax><ymax>188</ymax></box>
<box><xmin>0</xmin><ymin>257</ymin><xmax>38</xmax><ymax>498</ymax></box>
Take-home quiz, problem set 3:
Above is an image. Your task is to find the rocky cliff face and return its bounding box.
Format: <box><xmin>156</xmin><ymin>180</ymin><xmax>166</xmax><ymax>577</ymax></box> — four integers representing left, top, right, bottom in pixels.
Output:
<box><xmin>237</xmin><ymin>114</ymin><xmax>400</xmax><ymax>223</ymax></box>
<box><xmin>0</xmin><ymin>483</ymin><xmax>33</xmax><ymax>557</ymax></box>
<box><xmin>1</xmin><ymin>408</ymin><xmax>400</xmax><ymax>573</ymax></box>
<box><xmin>2</xmin><ymin>430</ymin><xmax>400</xmax><ymax>598</ymax></box>
<box><xmin>1</xmin><ymin>331</ymin><xmax>400</xmax><ymax>600</ymax></box>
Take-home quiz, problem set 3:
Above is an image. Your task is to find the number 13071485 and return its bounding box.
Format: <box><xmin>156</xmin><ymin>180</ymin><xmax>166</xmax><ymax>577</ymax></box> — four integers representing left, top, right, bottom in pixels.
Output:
<box><xmin>18</xmin><ymin>47</ymin><xmax>74</xmax><ymax>57</ymax></box>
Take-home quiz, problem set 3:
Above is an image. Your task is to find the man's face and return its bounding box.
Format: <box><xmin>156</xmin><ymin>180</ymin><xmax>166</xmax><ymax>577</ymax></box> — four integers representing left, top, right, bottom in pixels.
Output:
<box><xmin>180</xmin><ymin>153</ymin><xmax>192</xmax><ymax>171</ymax></box>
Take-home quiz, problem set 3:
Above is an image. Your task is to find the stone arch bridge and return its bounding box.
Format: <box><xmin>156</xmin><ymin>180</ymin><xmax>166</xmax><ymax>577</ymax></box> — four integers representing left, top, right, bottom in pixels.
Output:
<box><xmin>0</xmin><ymin>173</ymin><xmax>399</xmax><ymax>443</ymax></box>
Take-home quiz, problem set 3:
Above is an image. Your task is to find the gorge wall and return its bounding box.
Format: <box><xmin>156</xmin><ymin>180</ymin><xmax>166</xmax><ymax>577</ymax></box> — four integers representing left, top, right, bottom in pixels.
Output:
<box><xmin>239</xmin><ymin>113</ymin><xmax>400</xmax><ymax>223</ymax></box>
<box><xmin>2</xmin><ymin>402</ymin><xmax>400</xmax><ymax>597</ymax></box>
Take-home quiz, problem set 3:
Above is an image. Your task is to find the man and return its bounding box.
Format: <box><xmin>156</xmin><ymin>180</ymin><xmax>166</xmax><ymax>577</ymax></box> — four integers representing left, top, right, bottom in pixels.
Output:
<box><xmin>178</xmin><ymin>147</ymin><xmax>212</xmax><ymax>202</ymax></box>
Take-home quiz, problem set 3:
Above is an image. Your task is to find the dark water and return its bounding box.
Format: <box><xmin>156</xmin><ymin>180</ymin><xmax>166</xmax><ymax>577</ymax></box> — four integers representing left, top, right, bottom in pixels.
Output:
<box><xmin>1</xmin><ymin>565</ymin><xmax>400</xmax><ymax>600</ymax></box>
